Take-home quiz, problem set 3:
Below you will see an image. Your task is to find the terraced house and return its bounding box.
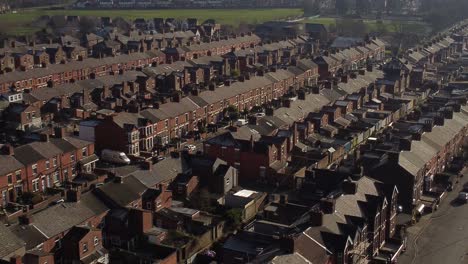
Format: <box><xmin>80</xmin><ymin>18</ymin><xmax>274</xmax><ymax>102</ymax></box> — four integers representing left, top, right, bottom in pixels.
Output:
<box><xmin>0</xmin><ymin>128</ymin><xmax>97</xmax><ymax>207</ymax></box>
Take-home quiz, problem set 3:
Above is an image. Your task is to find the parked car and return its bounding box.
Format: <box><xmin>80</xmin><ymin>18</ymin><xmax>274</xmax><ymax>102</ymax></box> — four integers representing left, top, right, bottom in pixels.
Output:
<box><xmin>457</xmin><ymin>192</ymin><xmax>468</xmax><ymax>203</ymax></box>
<box><xmin>101</xmin><ymin>149</ymin><xmax>131</xmax><ymax>165</ymax></box>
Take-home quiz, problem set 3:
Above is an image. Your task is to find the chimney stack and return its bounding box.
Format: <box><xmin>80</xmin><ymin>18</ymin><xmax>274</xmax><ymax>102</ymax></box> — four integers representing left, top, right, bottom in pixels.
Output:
<box><xmin>10</xmin><ymin>256</ymin><xmax>21</xmax><ymax>264</ymax></box>
<box><xmin>319</xmin><ymin>198</ymin><xmax>335</xmax><ymax>214</ymax></box>
<box><xmin>54</xmin><ymin>127</ymin><xmax>66</xmax><ymax>138</ymax></box>
<box><xmin>128</xmin><ymin>208</ymin><xmax>153</xmax><ymax>234</ymax></box>
<box><xmin>1</xmin><ymin>144</ymin><xmax>14</xmax><ymax>155</ymax></box>
<box><xmin>66</xmin><ymin>188</ymin><xmax>81</xmax><ymax>202</ymax></box>
<box><xmin>142</xmin><ymin>160</ymin><xmax>153</xmax><ymax>171</ymax></box>
<box><xmin>309</xmin><ymin>210</ymin><xmax>323</xmax><ymax>227</ymax></box>
<box><xmin>342</xmin><ymin>180</ymin><xmax>357</xmax><ymax>195</ymax></box>
<box><xmin>19</xmin><ymin>214</ymin><xmax>32</xmax><ymax>225</ymax></box>
<box><xmin>279</xmin><ymin>194</ymin><xmax>288</xmax><ymax>204</ymax></box>
<box><xmin>40</xmin><ymin>133</ymin><xmax>50</xmax><ymax>142</ymax></box>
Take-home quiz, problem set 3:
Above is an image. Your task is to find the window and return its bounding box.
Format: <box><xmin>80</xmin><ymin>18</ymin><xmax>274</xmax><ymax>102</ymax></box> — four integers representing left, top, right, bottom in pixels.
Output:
<box><xmin>45</xmin><ymin>160</ymin><xmax>50</xmax><ymax>170</ymax></box>
<box><xmin>1</xmin><ymin>190</ymin><xmax>6</xmax><ymax>206</ymax></box>
<box><xmin>63</xmin><ymin>169</ymin><xmax>68</xmax><ymax>179</ymax></box>
<box><xmin>15</xmin><ymin>171</ymin><xmax>21</xmax><ymax>181</ymax></box>
<box><xmin>82</xmin><ymin>242</ymin><xmax>88</xmax><ymax>253</ymax></box>
<box><xmin>165</xmin><ymin>120</ymin><xmax>168</xmax><ymax>128</ymax></box>
<box><xmin>259</xmin><ymin>166</ymin><xmax>266</xmax><ymax>178</ymax></box>
<box><xmin>55</xmin><ymin>237</ymin><xmax>61</xmax><ymax>249</ymax></box>
<box><xmin>53</xmin><ymin>158</ymin><xmax>57</xmax><ymax>167</ymax></box>
<box><xmin>94</xmin><ymin>236</ymin><xmax>99</xmax><ymax>246</ymax></box>
<box><xmin>146</xmin><ymin>202</ymin><xmax>152</xmax><ymax>210</ymax></box>
<box><xmin>53</xmin><ymin>172</ymin><xmax>59</xmax><ymax>183</ymax></box>
<box><xmin>7</xmin><ymin>174</ymin><xmax>12</xmax><ymax>184</ymax></box>
<box><xmin>46</xmin><ymin>175</ymin><xmax>51</xmax><ymax>188</ymax></box>
<box><xmin>185</xmin><ymin>113</ymin><xmax>189</xmax><ymax>121</ymax></box>
<box><xmin>82</xmin><ymin>147</ymin><xmax>87</xmax><ymax>157</ymax></box>
<box><xmin>32</xmin><ymin>179</ymin><xmax>39</xmax><ymax>192</ymax></box>
<box><xmin>221</xmin><ymin>146</ymin><xmax>227</xmax><ymax>157</ymax></box>
<box><xmin>70</xmin><ymin>154</ymin><xmax>75</xmax><ymax>163</ymax></box>
<box><xmin>32</xmin><ymin>164</ymin><xmax>38</xmax><ymax>176</ymax></box>
<box><xmin>175</xmin><ymin>117</ymin><xmax>179</xmax><ymax>126</ymax></box>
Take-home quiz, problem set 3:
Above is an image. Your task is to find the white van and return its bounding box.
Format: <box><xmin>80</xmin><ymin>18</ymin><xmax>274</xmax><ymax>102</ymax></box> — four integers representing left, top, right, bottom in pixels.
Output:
<box><xmin>101</xmin><ymin>149</ymin><xmax>131</xmax><ymax>165</ymax></box>
<box><xmin>235</xmin><ymin>119</ymin><xmax>248</xmax><ymax>126</ymax></box>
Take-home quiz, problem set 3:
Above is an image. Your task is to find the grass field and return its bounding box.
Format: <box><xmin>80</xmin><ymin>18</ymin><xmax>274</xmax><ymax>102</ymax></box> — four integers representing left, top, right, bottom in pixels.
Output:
<box><xmin>0</xmin><ymin>8</ymin><xmax>304</xmax><ymax>35</ymax></box>
<box><xmin>302</xmin><ymin>17</ymin><xmax>430</xmax><ymax>35</ymax></box>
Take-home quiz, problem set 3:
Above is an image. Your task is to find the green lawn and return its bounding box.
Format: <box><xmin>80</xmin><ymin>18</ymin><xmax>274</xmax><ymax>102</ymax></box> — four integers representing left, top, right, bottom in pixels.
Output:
<box><xmin>0</xmin><ymin>8</ymin><xmax>303</xmax><ymax>35</ymax></box>
<box><xmin>302</xmin><ymin>17</ymin><xmax>430</xmax><ymax>35</ymax></box>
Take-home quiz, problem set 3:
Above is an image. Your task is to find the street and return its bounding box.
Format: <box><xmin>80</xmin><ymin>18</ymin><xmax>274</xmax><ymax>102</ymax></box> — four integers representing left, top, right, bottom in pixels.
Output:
<box><xmin>400</xmin><ymin>168</ymin><xmax>468</xmax><ymax>264</ymax></box>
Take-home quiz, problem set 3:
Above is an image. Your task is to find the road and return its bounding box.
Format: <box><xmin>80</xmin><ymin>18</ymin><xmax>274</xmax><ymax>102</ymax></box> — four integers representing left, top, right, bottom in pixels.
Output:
<box><xmin>400</xmin><ymin>168</ymin><xmax>468</xmax><ymax>264</ymax></box>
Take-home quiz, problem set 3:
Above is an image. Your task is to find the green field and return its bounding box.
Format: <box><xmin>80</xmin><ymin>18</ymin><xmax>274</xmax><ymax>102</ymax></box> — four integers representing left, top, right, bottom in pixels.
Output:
<box><xmin>302</xmin><ymin>17</ymin><xmax>430</xmax><ymax>35</ymax></box>
<box><xmin>0</xmin><ymin>8</ymin><xmax>303</xmax><ymax>35</ymax></box>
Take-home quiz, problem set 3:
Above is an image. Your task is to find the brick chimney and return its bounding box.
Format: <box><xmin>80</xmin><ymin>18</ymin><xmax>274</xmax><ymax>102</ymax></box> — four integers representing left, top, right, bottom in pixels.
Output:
<box><xmin>128</xmin><ymin>208</ymin><xmax>153</xmax><ymax>234</ymax></box>
<box><xmin>341</xmin><ymin>75</ymin><xmax>348</xmax><ymax>83</ymax></box>
<box><xmin>142</xmin><ymin>160</ymin><xmax>153</xmax><ymax>171</ymax></box>
<box><xmin>66</xmin><ymin>188</ymin><xmax>81</xmax><ymax>202</ymax></box>
<box><xmin>54</xmin><ymin>127</ymin><xmax>66</xmax><ymax>139</ymax></box>
<box><xmin>10</xmin><ymin>256</ymin><xmax>21</xmax><ymax>264</ymax></box>
<box><xmin>319</xmin><ymin>198</ymin><xmax>335</xmax><ymax>214</ymax></box>
<box><xmin>342</xmin><ymin>180</ymin><xmax>357</xmax><ymax>195</ymax></box>
<box><xmin>40</xmin><ymin>133</ymin><xmax>50</xmax><ymax>142</ymax></box>
<box><xmin>309</xmin><ymin>210</ymin><xmax>323</xmax><ymax>227</ymax></box>
<box><xmin>1</xmin><ymin>144</ymin><xmax>14</xmax><ymax>155</ymax></box>
<box><xmin>19</xmin><ymin>214</ymin><xmax>32</xmax><ymax>225</ymax></box>
<box><xmin>279</xmin><ymin>194</ymin><xmax>288</xmax><ymax>204</ymax></box>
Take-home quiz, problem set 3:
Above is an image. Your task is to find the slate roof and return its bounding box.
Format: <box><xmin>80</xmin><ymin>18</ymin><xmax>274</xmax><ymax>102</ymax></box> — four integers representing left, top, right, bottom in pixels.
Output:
<box><xmin>296</xmin><ymin>177</ymin><xmax>384</xmax><ymax>262</ymax></box>
<box><xmin>273</xmin><ymin>93</ymin><xmax>330</xmax><ymax>126</ymax></box>
<box><xmin>331</xmin><ymin>37</ymin><xmax>363</xmax><ymax>49</ymax></box>
<box><xmin>13</xmin><ymin>144</ymin><xmax>47</xmax><ymax>165</ymax></box>
<box><xmin>30</xmin><ymin>192</ymin><xmax>108</xmax><ymax>239</ymax></box>
<box><xmin>130</xmin><ymin>157</ymin><xmax>191</xmax><ymax>188</ymax></box>
<box><xmin>0</xmin><ymin>224</ymin><xmax>25</xmax><ymax>258</ymax></box>
<box><xmin>9</xmin><ymin>224</ymin><xmax>46</xmax><ymax>250</ymax></box>
<box><xmin>61</xmin><ymin>226</ymin><xmax>93</xmax><ymax>243</ymax></box>
<box><xmin>1</xmin><ymin>52</ymin><xmax>158</xmax><ymax>84</ymax></box>
<box><xmin>0</xmin><ymin>154</ymin><xmax>24</xmax><ymax>175</ymax></box>
<box><xmin>95</xmin><ymin>175</ymin><xmax>147</xmax><ymax>207</ymax></box>
<box><xmin>398</xmin><ymin>108</ymin><xmax>468</xmax><ymax>176</ymax></box>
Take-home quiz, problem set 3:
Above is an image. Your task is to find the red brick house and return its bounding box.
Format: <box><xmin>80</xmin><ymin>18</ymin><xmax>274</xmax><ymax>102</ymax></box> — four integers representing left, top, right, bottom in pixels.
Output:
<box><xmin>0</xmin><ymin>52</ymin><xmax>164</xmax><ymax>93</ymax></box>
<box><xmin>293</xmin><ymin>177</ymin><xmax>401</xmax><ymax>263</ymax></box>
<box><xmin>0</xmin><ymin>146</ymin><xmax>25</xmax><ymax>207</ymax></box>
<box><xmin>4</xmin><ymin>103</ymin><xmax>42</xmax><ymax>131</ymax></box>
<box><xmin>13</xmin><ymin>53</ymin><xmax>34</xmax><ymax>70</ymax></box>
<box><xmin>204</xmin><ymin>127</ymin><xmax>289</xmax><ymax>184</ymax></box>
<box><xmin>0</xmin><ymin>53</ymin><xmax>15</xmax><ymax>74</ymax></box>
<box><xmin>0</xmin><ymin>131</ymin><xmax>97</xmax><ymax>200</ymax></box>
<box><xmin>60</xmin><ymin>226</ymin><xmax>108</xmax><ymax>264</ymax></box>
<box><xmin>142</xmin><ymin>184</ymin><xmax>173</xmax><ymax>212</ymax></box>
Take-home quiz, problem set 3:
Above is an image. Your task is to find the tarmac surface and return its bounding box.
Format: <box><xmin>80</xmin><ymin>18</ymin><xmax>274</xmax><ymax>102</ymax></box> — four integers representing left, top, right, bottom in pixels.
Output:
<box><xmin>400</xmin><ymin>168</ymin><xmax>468</xmax><ymax>264</ymax></box>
